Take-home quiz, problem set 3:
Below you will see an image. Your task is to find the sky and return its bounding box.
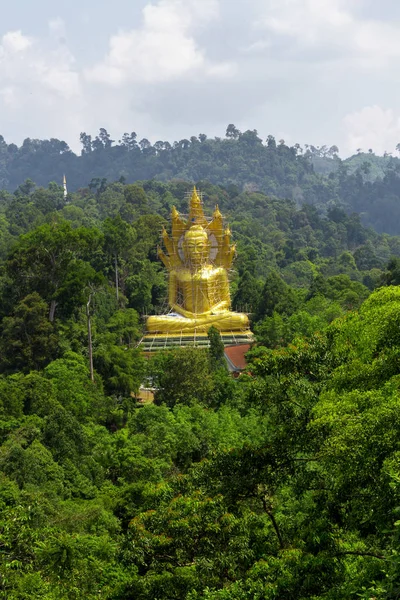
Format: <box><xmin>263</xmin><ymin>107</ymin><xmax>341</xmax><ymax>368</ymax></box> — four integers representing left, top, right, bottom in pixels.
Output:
<box><xmin>1</xmin><ymin>0</ymin><xmax>400</xmax><ymax>156</ymax></box>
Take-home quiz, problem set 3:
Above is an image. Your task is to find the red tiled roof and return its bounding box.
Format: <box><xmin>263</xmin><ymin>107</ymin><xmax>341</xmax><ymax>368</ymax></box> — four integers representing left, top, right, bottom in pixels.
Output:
<box><xmin>224</xmin><ymin>344</ymin><xmax>251</xmax><ymax>371</ymax></box>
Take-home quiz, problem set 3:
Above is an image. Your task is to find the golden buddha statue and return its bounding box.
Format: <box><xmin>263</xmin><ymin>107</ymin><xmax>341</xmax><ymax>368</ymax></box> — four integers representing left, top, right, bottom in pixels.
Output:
<box><xmin>146</xmin><ymin>188</ymin><xmax>250</xmax><ymax>335</ymax></box>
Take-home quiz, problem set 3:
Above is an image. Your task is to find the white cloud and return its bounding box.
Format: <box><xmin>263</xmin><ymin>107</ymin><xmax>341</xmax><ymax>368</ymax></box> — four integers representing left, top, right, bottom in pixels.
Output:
<box><xmin>1</xmin><ymin>30</ymin><xmax>32</xmax><ymax>53</ymax></box>
<box><xmin>353</xmin><ymin>21</ymin><xmax>400</xmax><ymax>66</ymax></box>
<box><xmin>0</xmin><ymin>86</ymin><xmax>17</xmax><ymax>108</ymax></box>
<box><xmin>0</xmin><ymin>6</ymin><xmax>237</xmax><ymax>151</ymax></box>
<box><xmin>260</xmin><ymin>0</ymin><xmax>353</xmax><ymax>43</ymax></box>
<box><xmin>343</xmin><ymin>105</ymin><xmax>400</xmax><ymax>155</ymax></box>
<box><xmin>0</xmin><ymin>22</ymin><xmax>85</xmax><ymax>149</ymax></box>
<box><xmin>48</xmin><ymin>17</ymin><xmax>67</xmax><ymax>41</ymax></box>
<box><xmin>86</xmin><ymin>0</ymin><xmax>234</xmax><ymax>85</ymax></box>
<box><xmin>0</xmin><ymin>24</ymin><xmax>80</xmax><ymax>102</ymax></box>
<box><xmin>255</xmin><ymin>0</ymin><xmax>400</xmax><ymax>68</ymax></box>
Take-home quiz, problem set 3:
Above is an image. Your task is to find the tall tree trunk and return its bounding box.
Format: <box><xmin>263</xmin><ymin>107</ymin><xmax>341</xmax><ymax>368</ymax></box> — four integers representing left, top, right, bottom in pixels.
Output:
<box><xmin>115</xmin><ymin>253</ymin><xmax>119</xmax><ymax>303</ymax></box>
<box><xmin>49</xmin><ymin>299</ymin><xmax>57</xmax><ymax>322</ymax></box>
<box><xmin>86</xmin><ymin>294</ymin><xmax>94</xmax><ymax>383</ymax></box>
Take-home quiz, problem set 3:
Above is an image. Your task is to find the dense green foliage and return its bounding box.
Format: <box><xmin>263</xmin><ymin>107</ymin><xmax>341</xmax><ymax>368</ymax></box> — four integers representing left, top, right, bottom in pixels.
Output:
<box><xmin>2</xmin><ymin>170</ymin><xmax>400</xmax><ymax>597</ymax></box>
<box><xmin>2</xmin><ymin>127</ymin><xmax>400</xmax><ymax>234</ymax></box>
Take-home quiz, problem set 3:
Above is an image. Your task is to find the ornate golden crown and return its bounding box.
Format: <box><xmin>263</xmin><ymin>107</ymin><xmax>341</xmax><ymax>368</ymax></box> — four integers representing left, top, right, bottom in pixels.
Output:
<box><xmin>158</xmin><ymin>187</ymin><xmax>235</xmax><ymax>270</ymax></box>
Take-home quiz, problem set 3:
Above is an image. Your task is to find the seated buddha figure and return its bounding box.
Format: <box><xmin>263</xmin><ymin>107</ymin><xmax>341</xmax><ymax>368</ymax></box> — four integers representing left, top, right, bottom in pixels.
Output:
<box><xmin>146</xmin><ymin>188</ymin><xmax>250</xmax><ymax>334</ymax></box>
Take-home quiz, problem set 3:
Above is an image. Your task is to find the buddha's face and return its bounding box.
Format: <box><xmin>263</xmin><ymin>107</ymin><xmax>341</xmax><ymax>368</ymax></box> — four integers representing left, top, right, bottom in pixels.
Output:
<box><xmin>183</xmin><ymin>226</ymin><xmax>209</xmax><ymax>267</ymax></box>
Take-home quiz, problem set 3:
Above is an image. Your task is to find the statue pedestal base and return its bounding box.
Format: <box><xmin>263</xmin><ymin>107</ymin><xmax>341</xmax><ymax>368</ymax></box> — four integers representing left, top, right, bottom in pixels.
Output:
<box><xmin>139</xmin><ymin>330</ymin><xmax>254</xmax><ymax>353</ymax></box>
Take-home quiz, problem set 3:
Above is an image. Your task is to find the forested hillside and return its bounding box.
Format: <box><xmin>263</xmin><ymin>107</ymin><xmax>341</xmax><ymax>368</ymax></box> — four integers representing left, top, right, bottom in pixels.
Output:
<box><xmin>2</xmin><ymin>176</ymin><xmax>400</xmax><ymax>598</ymax></box>
<box><xmin>2</xmin><ymin>126</ymin><xmax>400</xmax><ymax>234</ymax></box>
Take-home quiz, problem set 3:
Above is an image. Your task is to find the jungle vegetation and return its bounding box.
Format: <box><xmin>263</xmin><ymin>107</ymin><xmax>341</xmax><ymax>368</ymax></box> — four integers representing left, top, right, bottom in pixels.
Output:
<box><xmin>1</xmin><ymin>172</ymin><xmax>400</xmax><ymax>598</ymax></box>
<box><xmin>1</xmin><ymin>124</ymin><xmax>400</xmax><ymax>233</ymax></box>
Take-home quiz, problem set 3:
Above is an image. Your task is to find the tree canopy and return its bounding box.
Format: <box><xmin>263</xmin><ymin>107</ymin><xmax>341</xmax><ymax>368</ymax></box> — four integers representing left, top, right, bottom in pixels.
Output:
<box><xmin>1</xmin><ymin>126</ymin><xmax>400</xmax><ymax>234</ymax></box>
<box><xmin>1</xmin><ymin>164</ymin><xmax>400</xmax><ymax>597</ymax></box>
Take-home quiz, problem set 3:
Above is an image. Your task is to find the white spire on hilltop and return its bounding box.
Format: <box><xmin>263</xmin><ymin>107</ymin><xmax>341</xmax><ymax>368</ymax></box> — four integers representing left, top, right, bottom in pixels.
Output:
<box><xmin>63</xmin><ymin>174</ymin><xmax>68</xmax><ymax>200</ymax></box>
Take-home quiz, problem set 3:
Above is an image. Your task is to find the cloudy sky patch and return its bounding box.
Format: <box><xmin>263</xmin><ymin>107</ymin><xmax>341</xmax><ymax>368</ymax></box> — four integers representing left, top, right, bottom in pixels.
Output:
<box><xmin>1</xmin><ymin>0</ymin><xmax>400</xmax><ymax>155</ymax></box>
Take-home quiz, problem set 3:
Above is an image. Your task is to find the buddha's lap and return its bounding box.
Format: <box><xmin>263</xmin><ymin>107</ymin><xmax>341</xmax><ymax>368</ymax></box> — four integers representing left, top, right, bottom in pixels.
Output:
<box><xmin>147</xmin><ymin>311</ymin><xmax>249</xmax><ymax>333</ymax></box>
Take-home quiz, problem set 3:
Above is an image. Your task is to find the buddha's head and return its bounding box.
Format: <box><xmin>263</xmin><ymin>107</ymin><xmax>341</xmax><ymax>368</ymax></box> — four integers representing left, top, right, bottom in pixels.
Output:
<box><xmin>183</xmin><ymin>225</ymin><xmax>210</xmax><ymax>268</ymax></box>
